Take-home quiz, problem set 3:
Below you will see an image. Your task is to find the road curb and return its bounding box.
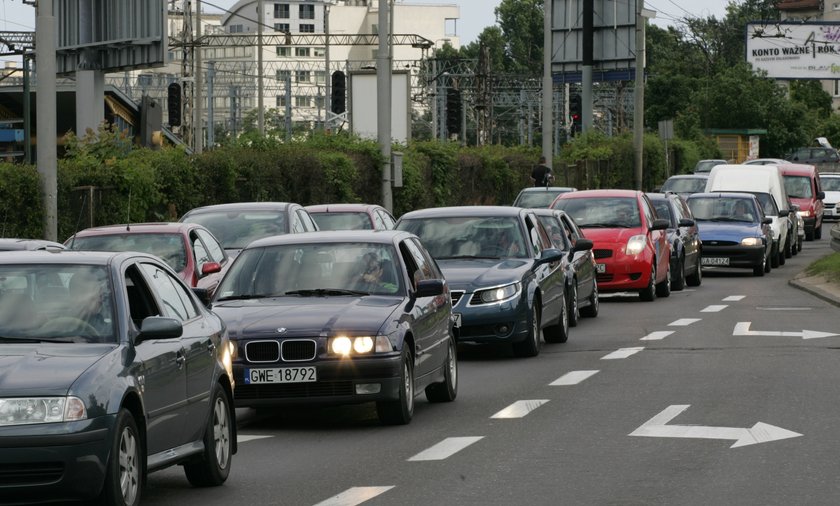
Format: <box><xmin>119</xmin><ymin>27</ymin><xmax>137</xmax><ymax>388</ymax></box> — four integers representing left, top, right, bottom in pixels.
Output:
<box><xmin>788</xmin><ymin>273</ymin><xmax>840</xmax><ymax>308</ymax></box>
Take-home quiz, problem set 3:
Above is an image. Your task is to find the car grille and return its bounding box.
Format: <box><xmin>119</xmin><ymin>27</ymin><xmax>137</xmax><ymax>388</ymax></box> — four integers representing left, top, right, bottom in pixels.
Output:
<box><xmin>593</xmin><ymin>249</ymin><xmax>613</xmax><ymax>259</ymax></box>
<box><xmin>450</xmin><ymin>290</ymin><xmax>465</xmax><ymax>306</ymax></box>
<box><xmin>597</xmin><ymin>273</ymin><xmax>614</xmax><ymax>283</ymax></box>
<box><xmin>281</xmin><ymin>340</ymin><xmax>317</xmax><ymax>362</ymax></box>
<box><xmin>702</xmin><ymin>240</ymin><xmax>738</xmax><ymax>246</ymax></box>
<box><xmin>245</xmin><ymin>341</ymin><xmax>280</xmax><ymax>363</ymax></box>
<box><xmin>234</xmin><ymin>381</ymin><xmax>354</xmax><ymax>399</ymax></box>
<box><xmin>0</xmin><ymin>462</ymin><xmax>64</xmax><ymax>486</ymax></box>
<box><xmin>825</xmin><ymin>203</ymin><xmax>835</xmax><ymax>209</ymax></box>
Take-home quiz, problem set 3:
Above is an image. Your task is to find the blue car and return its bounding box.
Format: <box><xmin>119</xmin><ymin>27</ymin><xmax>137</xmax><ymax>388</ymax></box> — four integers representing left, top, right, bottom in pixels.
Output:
<box><xmin>686</xmin><ymin>192</ymin><xmax>773</xmax><ymax>276</ymax></box>
<box><xmin>396</xmin><ymin>206</ymin><xmax>568</xmax><ymax>357</ymax></box>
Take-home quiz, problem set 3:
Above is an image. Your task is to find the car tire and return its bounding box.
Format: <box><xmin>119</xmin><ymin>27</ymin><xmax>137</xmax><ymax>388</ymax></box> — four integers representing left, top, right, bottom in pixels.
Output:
<box><xmin>671</xmin><ymin>256</ymin><xmax>686</xmax><ymax>291</ymax></box>
<box><xmin>655</xmin><ymin>263</ymin><xmax>671</xmax><ymax>298</ymax></box>
<box><xmin>785</xmin><ymin>236</ymin><xmax>793</xmax><ymax>258</ymax></box>
<box><xmin>765</xmin><ymin>250</ymin><xmax>772</xmax><ymax>273</ymax></box>
<box><xmin>686</xmin><ymin>255</ymin><xmax>702</xmax><ymax>287</ymax></box>
<box><xmin>797</xmin><ymin>235</ymin><xmax>803</xmax><ymax>252</ymax></box>
<box><xmin>425</xmin><ymin>338</ymin><xmax>458</xmax><ymax>403</ymax></box>
<box><xmin>639</xmin><ymin>266</ymin><xmax>657</xmax><ymax>302</ymax></box>
<box><xmin>513</xmin><ymin>302</ymin><xmax>543</xmax><ymax>355</ymax></box>
<box><xmin>770</xmin><ymin>243</ymin><xmax>780</xmax><ymax>268</ymax></box>
<box><xmin>580</xmin><ymin>281</ymin><xmax>599</xmax><ymax>318</ymax></box>
<box><xmin>544</xmin><ymin>294</ymin><xmax>569</xmax><ymax>344</ymax></box>
<box><xmin>567</xmin><ymin>283</ymin><xmax>579</xmax><ymax>328</ymax></box>
<box><xmin>101</xmin><ymin>409</ymin><xmax>143</xmax><ymax>506</ymax></box>
<box><xmin>377</xmin><ymin>346</ymin><xmax>415</xmax><ymax>425</ymax></box>
<box><xmin>184</xmin><ymin>385</ymin><xmax>233</xmax><ymax>487</ymax></box>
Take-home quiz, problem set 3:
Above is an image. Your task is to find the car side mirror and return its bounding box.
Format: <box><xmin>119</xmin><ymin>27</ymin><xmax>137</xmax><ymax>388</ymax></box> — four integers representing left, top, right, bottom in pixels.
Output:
<box><xmin>678</xmin><ymin>218</ymin><xmax>695</xmax><ymax>227</ymax></box>
<box><xmin>535</xmin><ymin>248</ymin><xmax>563</xmax><ymax>266</ymax></box>
<box><xmin>778</xmin><ymin>210</ymin><xmax>790</xmax><ymax>218</ymax></box>
<box><xmin>650</xmin><ymin>219</ymin><xmax>670</xmax><ymax>231</ymax></box>
<box><xmin>415</xmin><ymin>279</ymin><xmax>445</xmax><ymax>298</ymax></box>
<box><xmin>762</xmin><ymin>217</ymin><xmax>773</xmax><ymax>225</ymax></box>
<box><xmin>201</xmin><ymin>261</ymin><xmax>221</xmax><ymax>276</ymax></box>
<box><xmin>573</xmin><ymin>238</ymin><xmax>593</xmax><ymax>252</ymax></box>
<box><xmin>817</xmin><ymin>191</ymin><xmax>826</xmax><ymax>200</ymax></box>
<box><xmin>192</xmin><ymin>287</ymin><xmax>212</xmax><ymax>307</ymax></box>
<box><xmin>136</xmin><ymin>316</ymin><xmax>182</xmax><ymax>343</ymax></box>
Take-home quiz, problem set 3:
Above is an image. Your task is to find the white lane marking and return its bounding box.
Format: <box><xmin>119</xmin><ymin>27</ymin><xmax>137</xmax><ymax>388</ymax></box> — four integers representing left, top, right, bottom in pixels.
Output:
<box><xmin>237</xmin><ymin>435</ymin><xmax>273</xmax><ymax>443</ymax></box>
<box><xmin>408</xmin><ymin>437</ymin><xmax>484</xmax><ymax>461</ymax></box>
<box><xmin>733</xmin><ymin>322</ymin><xmax>839</xmax><ymax>340</ymax></box>
<box><xmin>313</xmin><ymin>487</ymin><xmax>395</xmax><ymax>506</ymax></box>
<box><xmin>601</xmin><ymin>347</ymin><xmax>644</xmax><ymax>360</ymax></box>
<box><xmin>640</xmin><ymin>331</ymin><xmax>674</xmax><ymax>341</ymax></box>
<box><xmin>669</xmin><ymin>318</ymin><xmax>701</xmax><ymax>326</ymax></box>
<box><xmin>550</xmin><ymin>370</ymin><xmax>600</xmax><ymax>386</ymax></box>
<box><xmin>491</xmin><ymin>400</ymin><xmax>549</xmax><ymax>419</ymax></box>
<box><xmin>756</xmin><ymin>306</ymin><xmax>813</xmax><ymax>311</ymax></box>
<box><xmin>723</xmin><ymin>295</ymin><xmax>746</xmax><ymax>301</ymax></box>
<box><xmin>701</xmin><ymin>305</ymin><xmax>728</xmax><ymax>313</ymax></box>
<box><xmin>629</xmin><ymin>404</ymin><xmax>802</xmax><ymax>448</ymax></box>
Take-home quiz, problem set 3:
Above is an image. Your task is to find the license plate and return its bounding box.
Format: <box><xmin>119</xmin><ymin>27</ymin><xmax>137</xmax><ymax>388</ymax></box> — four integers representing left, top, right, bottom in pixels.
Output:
<box><xmin>245</xmin><ymin>367</ymin><xmax>317</xmax><ymax>384</ymax></box>
<box><xmin>453</xmin><ymin>313</ymin><xmax>462</xmax><ymax>328</ymax></box>
<box><xmin>701</xmin><ymin>257</ymin><xmax>730</xmax><ymax>266</ymax></box>
<box><xmin>596</xmin><ymin>263</ymin><xmax>606</xmax><ymax>273</ymax></box>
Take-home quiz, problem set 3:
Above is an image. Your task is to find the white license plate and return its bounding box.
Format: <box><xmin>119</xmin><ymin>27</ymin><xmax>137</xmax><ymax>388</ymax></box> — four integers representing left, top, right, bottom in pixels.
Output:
<box><xmin>245</xmin><ymin>367</ymin><xmax>317</xmax><ymax>384</ymax></box>
<box><xmin>453</xmin><ymin>313</ymin><xmax>462</xmax><ymax>328</ymax></box>
<box><xmin>701</xmin><ymin>257</ymin><xmax>730</xmax><ymax>266</ymax></box>
<box><xmin>596</xmin><ymin>263</ymin><xmax>606</xmax><ymax>273</ymax></box>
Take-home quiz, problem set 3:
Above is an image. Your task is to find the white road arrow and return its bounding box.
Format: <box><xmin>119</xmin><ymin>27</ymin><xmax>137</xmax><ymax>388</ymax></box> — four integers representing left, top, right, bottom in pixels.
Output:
<box><xmin>629</xmin><ymin>405</ymin><xmax>802</xmax><ymax>448</ymax></box>
<box><xmin>733</xmin><ymin>322</ymin><xmax>839</xmax><ymax>340</ymax></box>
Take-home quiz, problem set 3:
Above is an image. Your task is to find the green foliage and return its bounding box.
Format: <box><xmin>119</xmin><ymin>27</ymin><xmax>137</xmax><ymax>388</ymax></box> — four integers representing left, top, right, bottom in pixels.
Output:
<box><xmin>0</xmin><ymin>162</ymin><xmax>43</xmax><ymax>239</ymax></box>
<box><xmin>494</xmin><ymin>0</ymin><xmax>544</xmax><ymax>74</ymax></box>
<box><xmin>790</xmin><ymin>81</ymin><xmax>833</xmax><ymax>119</ymax></box>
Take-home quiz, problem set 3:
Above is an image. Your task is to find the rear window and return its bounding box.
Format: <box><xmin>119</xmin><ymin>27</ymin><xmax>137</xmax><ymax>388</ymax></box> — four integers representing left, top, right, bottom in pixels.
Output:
<box><xmin>183</xmin><ymin>211</ymin><xmax>288</xmax><ymax>250</ymax></box>
<box><xmin>514</xmin><ymin>189</ymin><xmax>571</xmax><ymax>208</ymax></box>
<box><xmin>69</xmin><ymin>233</ymin><xmax>187</xmax><ymax>273</ymax></box>
<box><xmin>311</xmin><ymin>212</ymin><xmax>373</xmax><ymax>231</ymax></box>
<box><xmin>661</xmin><ymin>177</ymin><xmax>707</xmax><ymax>194</ymax></box>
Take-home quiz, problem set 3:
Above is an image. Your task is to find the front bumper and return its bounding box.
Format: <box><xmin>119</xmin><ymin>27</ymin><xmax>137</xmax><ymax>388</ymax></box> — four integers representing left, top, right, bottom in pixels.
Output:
<box><xmin>233</xmin><ymin>355</ymin><xmax>403</xmax><ymax>407</ymax></box>
<box><xmin>593</xmin><ymin>250</ymin><xmax>654</xmax><ymax>292</ymax></box>
<box><xmin>451</xmin><ymin>293</ymin><xmax>530</xmax><ymax>345</ymax></box>
<box><xmin>701</xmin><ymin>244</ymin><xmax>765</xmax><ymax>269</ymax></box>
<box><xmin>0</xmin><ymin>416</ymin><xmax>114</xmax><ymax>504</ymax></box>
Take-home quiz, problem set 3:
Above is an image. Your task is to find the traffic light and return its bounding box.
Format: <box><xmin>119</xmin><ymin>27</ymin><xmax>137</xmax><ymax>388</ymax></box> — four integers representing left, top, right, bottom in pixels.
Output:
<box><xmin>167</xmin><ymin>82</ymin><xmax>182</xmax><ymax>127</ymax></box>
<box><xmin>330</xmin><ymin>71</ymin><xmax>346</xmax><ymax>114</ymax></box>
<box><xmin>570</xmin><ymin>93</ymin><xmax>582</xmax><ymax>134</ymax></box>
<box><xmin>445</xmin><ymin>87</ymin><xmax>461</xmax><ymax>137</ymax></box>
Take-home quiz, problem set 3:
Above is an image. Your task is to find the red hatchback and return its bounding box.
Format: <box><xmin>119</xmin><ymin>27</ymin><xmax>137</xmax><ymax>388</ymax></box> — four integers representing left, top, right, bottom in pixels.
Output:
<box><xmin>551</xmin><ymin>190</ymin><xmax>671</xmax><ymax>301</ymax></box>
<box><xmin>65</xmin><ymin>222</ymin><xmax>230</xmax><ymax>295</ymax></box>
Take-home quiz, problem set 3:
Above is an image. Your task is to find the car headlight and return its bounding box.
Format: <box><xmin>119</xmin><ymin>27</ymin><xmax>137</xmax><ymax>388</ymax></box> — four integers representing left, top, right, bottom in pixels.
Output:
<box><xmin>625</xmin><ymin>235</ymin><xmax>647</xmax><ymax>255</ymax></box>
<box><xmin>476</xmin><ymin>282</ymin><xmax>520</xmax><ymax>304</ymax></box>
<box><xmin>741</xmin><ymin>237</ymin><xmax>762</xmax><ymax>246</ymax></box>
<box><xmin>798</xmin><ymin>210</ymin><xmax>811</xmax><ymax>217</ymax></box>
<box><xmin>0</xmin><ymin>396</ymin><xmax>87</xmax><ymax>426</ymax></box>
<box><xmin>329</xmin><ymin>335</ymin><xmax>392</xmax><ymax>356</ymax></box>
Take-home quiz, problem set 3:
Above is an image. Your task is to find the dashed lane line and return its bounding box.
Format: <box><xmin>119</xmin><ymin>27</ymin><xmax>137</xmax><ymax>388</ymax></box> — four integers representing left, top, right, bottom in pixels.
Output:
<box><xmin>601</xmin><ymin>347</ymin><xmax>645</xmax><ymax>360</ymax></box>
<box><xmin>313</xmin><ymin>487</ymin><xmax>395</xmax><ymax>506</ymax></box>
<box><xmin>407</xmin><ymin>437</ymin><xmax>484</xmax><ymax>461</ymax></box>
<box><xmin>669</xmin><ymin>318</ymin><xmax>701</xmax><ymax>326</ymax></box>
<box><xmin>237</xmin><ymin>435</ymin><xmax>273</xmax><ymax>443</ymax></box>
<box><xmin>723</xmin><ymin>295</ymin><xmax>746</xmax><ymax>301</ymax></box>
<box><xmin>491</xmin><ymin>400</ymin><xmax>550</xmax><ymax>419</ymax></box>
<box><xmin>550</xmin><ymin>370</ymin><xmax>600</xmax><ymax>385</ymax></box>
<box><xmin>701</xmin><ymin>305</ymin><xmax>728</xmax><ymax>313</ymax></box>
<box><xmin>640</xmin><ymin>331</ymin><xmax>674</xmax><ymax>341</ymax></box>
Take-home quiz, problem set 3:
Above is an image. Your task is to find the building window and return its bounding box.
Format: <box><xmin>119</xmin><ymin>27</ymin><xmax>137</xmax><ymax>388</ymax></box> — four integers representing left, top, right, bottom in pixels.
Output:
<box><xmin>296</xmin><ymin>70</ymin><xmax>310</xmax><ymax>83</ymax></box>
<box><xmin>314</xmin><ymin>95</ymin><xmax>325</xmax><ymax>109</ymax></box>
<box><xmin>299</xmin><ymin>24</ymin><xmax>315</xmax><ymax>33</ymax></box>
<box><xmin>295</xmin><ymin>47</ymin><xmax>311</xmax><ymax>57</ymax></box>
<box><xmin>276</xmin><ymin>95</ymin><xmax>287</xmax><ymax>107</ymax></box>
<box><xmin>276</xmin><ymin>46</ymin><xmax>292</xmax><ymax>57</ymax></box>
<box><xmin>229</xmin><ymin>24</ymin><xmax>244</xmax><ymax>33</ymax></box>
<box><xmin>314</xmin><ymin>47</ymin><xmax>325</xmax><ymax>57</ymax></box>
<box><xmin>371</xmin><ymin>23</ymin><xmax>378</xmax><ymax>35</ymax></box>
<box><xmin>274</xmin><ymin>4</ymin><xmax>290</xmax><ymax>18</ymax></box>
<box><xmin>276</xmin><ymin>70</ymin><xmax>291</xmax><ymax>82</ymax></box>
<box><xmin>314</xmin><ymin>70</ymin><xmax>326</xmax><ymax>84</ymax></box>
<box><xmin>274</xmin><ymin>23</ymin><xmax>290</xmax><ymax>32</ymax></box>
<box><xmin>834</xmin><ymin>80</ymin><xmax>840</xmax><ymax>97</ymax></box>
<box><xmin>295</xmin><ymin>96</ymin><xmax>310</xmax><ymax>108</ymax></box>
<box><xmin>299</xmin><ymin>4</ymin><xmax>315</xmax><ymax>20</ymax></box>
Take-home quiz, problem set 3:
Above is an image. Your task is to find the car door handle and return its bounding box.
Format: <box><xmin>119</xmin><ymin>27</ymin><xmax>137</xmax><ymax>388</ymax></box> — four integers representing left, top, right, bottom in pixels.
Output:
<box><xmin>207</xmin><ymin>343</ymin><xmax>216</xmax><ymax>354</ymax></box>
<box><xmin>175</xmin><ymin>353</ymin><xmax>186</xmax><ymax>368</ymax></box>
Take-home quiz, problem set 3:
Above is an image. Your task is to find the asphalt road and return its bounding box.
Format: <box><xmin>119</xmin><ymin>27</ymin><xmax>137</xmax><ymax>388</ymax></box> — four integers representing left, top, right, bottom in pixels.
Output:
<box><xmin>138</xmin><ymin>226</ymin><xmax>840</xmax><ymax>506</ymax></box>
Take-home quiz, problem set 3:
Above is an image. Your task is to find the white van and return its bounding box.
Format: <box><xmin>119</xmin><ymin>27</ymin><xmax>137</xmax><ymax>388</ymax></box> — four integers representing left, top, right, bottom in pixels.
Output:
<box><xmin>705</xmin><ymin>164</ymin><xmax>792</xmax><ymax>268</ymax></box>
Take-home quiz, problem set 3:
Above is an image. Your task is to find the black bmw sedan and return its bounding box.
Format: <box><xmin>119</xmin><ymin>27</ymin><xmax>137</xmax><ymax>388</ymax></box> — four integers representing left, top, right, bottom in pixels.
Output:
<box><xmin>211</xmin><ymin>230</ymin><xmax>457</xmax><ymax>425</ymax></box>
<box><xmin>0</xmin><ymin>251</ymin><xmax>235</xmax><ymax>506</ymax></box>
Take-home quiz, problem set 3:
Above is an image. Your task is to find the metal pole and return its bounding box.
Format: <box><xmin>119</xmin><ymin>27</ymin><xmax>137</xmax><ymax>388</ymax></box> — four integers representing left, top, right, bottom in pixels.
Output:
<box><xmin>542</xmin><ymin>0</ymin><xmax>553</xmax><ymax>165</ymax></box>
<box><xmin>324</xmin><ymin>3</ymin><xmax>331</xmax><ymax>131</ymax></box>
<box><xmin>461</xmin><ymin>90</ymin><xmax>467</xmax><ymax>147</ymax></box>
<box><xmin>285</xmin><ymin>75</ymin><xmax>292</xmax><ymax>142</ymax></box>
<box><xmin>582</xmin><ymin>0</ymin><xmax>594</xmax><ymax>132</ymax></box>
<box><xmin>195</xmin><ymin>0</ymin><xmax>203</xmax><ymax>152</ymax></box>
<box><xmin>207</xmin><ymin>61</ymin><xmax>215</xmax><ymax>147</ymax></box>
<box><xmin>431</xmin><ymin>58</ymin><xmax>437</xmax><ymax>140</ymax></box>
<box><xmin>257</xmin><ymin>0</ymin><xmax>265</xmax><ymax>135</ymax></box>
<box><xmin>23</xmin><ymin>53</ymin><xmax>31</xmax><ymax>164</ymax></box>
<box><xmin>36</xmin><ymin>0</ymin><xmax>57</xmax><ymax>240</ymax></box>
<box><xmin>377</xmin><ymin>0</ymin><xmax>393</xmax><ymax>211</ymax></box>
<box><xmin>633</xmin><ymin>0</ymin><xmax>645</xmax><ymax>190</ymax></box>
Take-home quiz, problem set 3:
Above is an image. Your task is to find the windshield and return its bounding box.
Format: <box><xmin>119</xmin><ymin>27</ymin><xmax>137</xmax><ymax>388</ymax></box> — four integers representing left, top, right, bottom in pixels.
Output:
<box><xmin>552</xmin><ymin>197</ymin><xmax>642</xmax><ymax>228</ymax></box>
<box><xmin>515</xmin><ymin>190</ymin><xmax>570</xmax><ymax>208</ymax></box>
<box><xmin>215</xmin><ymin>242</ymin><xmax>403</xmax><ymax>298</ymax></box>
<box><xmin>695</xmin><ymin>160</ymin><xmax>725</xmax><ymax>173</ymax></box>
<box><xmin>183</xmin><ymin>210</ymin><xmax>287</xmax><ymax>250</ymax></box>
<box><xmin>397</xmin><ymin>216</ymin><xmax>528</xmax><ymax>259</ymax></box>
<box><xmin>69</xmin><ymin>233</ymin><xmax>187</xmax><ymax>273</ymax></box>
<box><xmin>783</xmin><ymin>175</ymin><xmax>813</xmax><ymax>199</ymax></box>
<box><xmin>820</xmin><ymin>176</ymin><xmax>840</xmax><ymax>191</ymax></box>
<box><xmin>0</xmin><ymin>265</ymin><xmax>115</xmax><ymax>343</ymax></box>
<box><xmin>311</xmin><ymin>212</ymin><xmax>373</xmax><ymax>231</ymax></box>
<box><xmin>661</xmin><ymin>178</ymin><xmax>707</xmax><ymax>194</ymax></box>
<box><xmin>687</xmin><ymin>197</ymin><xmax>759</xmax><ymax>223</ymax></box>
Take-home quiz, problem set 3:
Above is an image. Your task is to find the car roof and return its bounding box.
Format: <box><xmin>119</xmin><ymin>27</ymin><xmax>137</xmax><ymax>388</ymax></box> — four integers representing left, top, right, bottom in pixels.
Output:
<box><xmin>529</xmin><ymin>208</ymin><xmax>569</xmax><ymax>218</ymax></box>
<box><xmin>305</xmin><ymin>203</ymin><xmax>381</xmax><ymax>213</ymax></box>
<box><xmin>70</xmin><ymin>222</ymin><xmax>197</xmax><ymax>237</ymax></box>
<box><xmin>518</xmin><ymin>186</ymin><xmax>577</xmax><ymax>193</ymax></box>
<box><xmin>245</xmin><ymin>229</ymin><xmax>414</xmax><ymax>249</ymax></box>
<box><xmin>181</xmin><ymin>202</ymin><xmax>295</xmax><ymax>216</ymax></box>
<box><xmin>399</xmin><ymin>206</ymin><xmax>527</xmax><ymax>220</ymax></box>
<box><xmin>646</xmin><ymin>192</ymin><xmax>682</xmax><ymax>202</ymax></box>
<box><xmin>687</xmin><ymin>192</ymin><xmax>761</xmax><ymax>200</ymax></box>
<box><xmin>556</xmin><ymin>189</ymin><xmax>640</xmax><ymax>199</ymax></box>
<box><xmin>0</xmin><ymin>238</ymin><xmax>66</xmax><ymax>251</ymax></box>
<box><xmin>0</xmin><ymin>249</ymin><xmax>159</xmax><ymax>266</ymax></box>
<box><xmin>819</xmin><ymin>172</ymin><xmax>840</xmax><ymax>177</ymax></box>
<box><xmin>665</xmin><ymin>174</ymin><xmax>708</xmax><ymax>179</ymax></box>
<box><xmin>776</xmin><ymin>164</ymin><xmax>818</xmax><ymax>176</ymax></box>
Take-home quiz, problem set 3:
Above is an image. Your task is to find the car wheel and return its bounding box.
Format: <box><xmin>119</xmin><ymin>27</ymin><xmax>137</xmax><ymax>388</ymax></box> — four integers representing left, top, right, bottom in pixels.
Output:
<box><xmin>785</xmin><ymin>236</ymin><xmax>793</xmax><ymax>258</ymax></box>
<box><xmin>770</xmin><ymin>243</ymin><xmax>780</xmax><ymax>268</ymax></box>
<box><xmin>425</xmin><ymin>338</ymin><xmax>458</xmax><ymax>403</ymax></box>
<box><xmin>671</xmin><ymin>256</ymin><xmax>686</xmax><ymax>291</ymax></box>
<box><xmin>764</xmin><ymin>249</ymin><xmax>772</xmax><ymax>273</ymax></box>
<box><xmin>779</xmin><ymin>245</ymin><xmax>786</xmax><ymax>266</ymax></box>
<box><xmin>567</xmin><ymin>283</ymin><xmax>579</xmax><ymax>328</ymax></box>
<box><xmin>655</xmin><ymin>263</ymin><xmax>671</xmax><ymax>298</ymax></box>
<box><xmin>101</xmin><ymin>409</ymin><xmax>142</xmax><ymax>506</ymax></box>
<box><xmin>377</xmin><ymin>346</ymin><xmax>415</xmax><ymax>424</ymax></box>
<box><xmin>184</xmin><ymin>385</ymin><xmax>233</xmax><ymax>487</ymax></box>
<box><xmin>580</xmin><ymin>281</ymin><xmax>599</xmax><ymax>318</ymax></box>
<box><xmin>544</xmin><ymin>293</ymin><xmax>569</xmax><ymax>344</ymax></box>
<box><xmin>754</xmin><ymin>251</ymin><xmax>766</xmax><ymax>276</ymax></box>
<box><xmin>639</xmin><ymin>266</ymin><xmax>656</xmax><ymax>302</ymax></box>
<box><xmin>513</xmin><ymin>302</ymin><xmax>543</xmax><ymax>355</ymax></box>
<box><xmin>686</xmin><ymin>255</ymin><xmax>702</xmax><ymax>287</ymax></box>
<box><xmin>797</xmin><ymin>235</ymin><xmax>803</xmax><ymax>252</ymax></box>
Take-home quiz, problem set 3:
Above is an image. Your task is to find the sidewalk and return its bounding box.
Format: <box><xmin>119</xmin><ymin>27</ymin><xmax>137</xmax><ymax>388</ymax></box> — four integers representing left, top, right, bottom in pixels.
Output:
<box><xmin>789</xmin><ymin>271</ymin><xmax>840</xmax><ymax>307</ymax></box>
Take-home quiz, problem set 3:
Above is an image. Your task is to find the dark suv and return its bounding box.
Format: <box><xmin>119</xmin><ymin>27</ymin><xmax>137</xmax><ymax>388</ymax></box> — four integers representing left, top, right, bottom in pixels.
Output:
<box><xmin>787</xmin><ymin>147</ymin><xmax>840</xmax><ymax>170</ymax></box>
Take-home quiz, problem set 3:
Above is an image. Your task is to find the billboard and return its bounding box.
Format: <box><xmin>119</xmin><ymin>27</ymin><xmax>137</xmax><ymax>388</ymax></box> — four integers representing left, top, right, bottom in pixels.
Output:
<box><xmin>551</xmin><ymin>0</ymin><xmax>636</xmax><ymax>74</ymax></box>
<box><xmin>746</xmin><ymin>22</ymin><xmax>840</xmax><ymax>79</ymax></box>
<box><xmin>349</xmin><ymin>71</ymin><xmax>410</xmax><ymax>144</ymax></box>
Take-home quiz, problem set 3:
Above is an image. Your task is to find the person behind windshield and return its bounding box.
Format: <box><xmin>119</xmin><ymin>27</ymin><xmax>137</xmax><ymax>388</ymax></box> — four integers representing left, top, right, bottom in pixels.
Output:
<box><xmin>731</xmin><ymin>200</ymin><xmax>754</xmax><ymax>222</ymax></box>
<box><xmin>355</xmin><ymin>252</ymin><xmax>397</xmax><ymax>293</ymax></box>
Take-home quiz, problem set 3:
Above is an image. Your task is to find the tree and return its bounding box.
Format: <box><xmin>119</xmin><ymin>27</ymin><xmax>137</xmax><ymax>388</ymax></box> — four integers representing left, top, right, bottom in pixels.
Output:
<box><xmin>494</xmin><ymin>0</ymin><xmax>544</xmax><ymax>74</ymax></box>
